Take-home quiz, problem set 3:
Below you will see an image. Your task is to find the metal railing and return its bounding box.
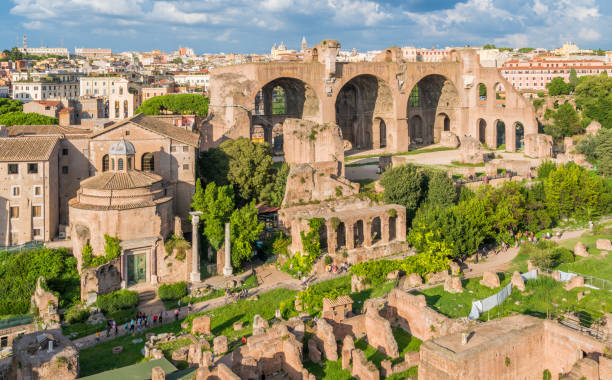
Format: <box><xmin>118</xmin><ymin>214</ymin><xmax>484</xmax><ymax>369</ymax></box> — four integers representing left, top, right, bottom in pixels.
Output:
<box><xmin>0</xmin><ymin>241</ymin><xmax>44</xmax><ymax>253</ymax></box>
<box><xmin>0</xmin><ymin>315</ymin><xmax>33</xmax><ymax>330</ymax></box>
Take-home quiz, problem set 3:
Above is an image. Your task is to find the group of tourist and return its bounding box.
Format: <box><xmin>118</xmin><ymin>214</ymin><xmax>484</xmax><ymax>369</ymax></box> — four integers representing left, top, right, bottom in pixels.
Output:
<box><xmin>324</xmin><ymin>262</ymin><xmax>350</xmax><ymax>273</ymax></box>
<box><xmin>225</xmin><ymin>288</ymin><xmax>248</xmax><ymax>301</ymax></box>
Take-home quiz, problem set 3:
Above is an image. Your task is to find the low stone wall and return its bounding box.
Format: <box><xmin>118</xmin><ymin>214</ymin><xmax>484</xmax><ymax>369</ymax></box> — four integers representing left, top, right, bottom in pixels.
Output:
<box><xmin>196</xmin><ymin>363</ymin><xmax>240</xmax><ymax>380</ymax></box>
<box><xmin>387</xmin><ymin>289</ymin><xmax>469</xmax><ymax>341</ymax></box>
<box><xmin>418</xmin><ymin>315</ymin><xmax>606</xmax><ymax>380</ymax></box>
<box><xmin>351</xmin><ymin>349</ymin><xmax>379</xmax><ymax>380</ymax></box>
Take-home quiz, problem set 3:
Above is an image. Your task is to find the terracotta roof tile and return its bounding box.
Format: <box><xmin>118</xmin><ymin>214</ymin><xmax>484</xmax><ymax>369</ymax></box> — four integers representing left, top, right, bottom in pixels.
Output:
<box><xmin>90</xmin><ymin>114</ymin><xmax>199</xmax><ymax>147</ymax></box>
<box><xmin>80</xmin><ymin>170</ymin><xmax>162</xmax><ymax>190</ymax></box>
<box><xmin>8</xmin><ymin>124</ymin><xmax>91</xmax><ymax>137</ymax></box>
<box><xmin>0</xmin><ymin>136</ymin><xmax>59</xmax><ymax>161</ymax></box>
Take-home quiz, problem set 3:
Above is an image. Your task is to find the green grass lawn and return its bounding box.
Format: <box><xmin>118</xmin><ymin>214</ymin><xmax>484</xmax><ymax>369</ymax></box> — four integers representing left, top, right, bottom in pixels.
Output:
<box><xmin>414</xmin><ymin>275</ymin><xmax>511</xmax><ymax>318</ymax></box>
<box><xmin>79</xmin><ymin>320</ymin><xmax>183</xmax><ymax>377</ymax></box>
<box><xmin>354</xmin><ymin>327</ymin><xmax>421</xmax><ymax>368</ymax></box>
<box><xmin>303</xmin><ymin>359</ymin><xmax>353</xmax><ymax>380</ymax></box>
<box><xmin>183</xmin><ymin>288</ymin><xmax>298</xmax><ymax>342</ymax></box>
<box><xmin>481</xmin><ymin>276</ymin><xmax>611</xmax><ymax>324</ymax></box>
<box><xmin>450</xmin><ymin>161</ymin><xmax>485</xmax><ymax>167</ymax></box>
<box><xmin>157</xmin><ymin>337</ymin><xmax>193</xmax><ymax>370</ymax></box>
<box><xmin>163</xmin><ymin>275</ymin><xmax>259</xmax><ymax>310</ymax></box>
<box><xmin>346</xmin><ymin>161</ymin><xmax>378</xmax><ymax>168</ymax></box>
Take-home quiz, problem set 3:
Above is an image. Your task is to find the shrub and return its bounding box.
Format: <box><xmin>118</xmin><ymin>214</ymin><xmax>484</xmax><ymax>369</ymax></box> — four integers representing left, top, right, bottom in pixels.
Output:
<box><xmin>158</xmin><ymin>282</ymin><xmax>188</xmax><ymax>301</ymax></box>
<box><xmin>272</xmin><ymin>233</ymin><xmax>291</xmax><ymax>256</ymax></box>
<box><xmin>81</xmin><ymin>243</ymin><xmax>93</xmax><ymax>270</ymax></box>
<box><xmin>164</xmin><ymin>234</ymin><xmax>190</xmax><ymax>261</ymax></box>
<box><xmin>96</xmin><ymin>290</ymin><xmax>138</xmax><ymax>313</ymax></box>
<box><xmin>543</xmin><ymin>369</ymin><xmax>552</xmax><ymax>380</ymax></box>
<box><xmin>537</xmin><ymin>160</ymin><xmax>556</xmax><ymax>179</ymax></box>
<box><xmin>63</xmin><ymin>305</ymin><xmax>90</xmax><ymax>324</ymax></box>
<box><xmin>324</xmin><ymin>256</ymin><xmax>332</xmax><ymax>265</ymax></box>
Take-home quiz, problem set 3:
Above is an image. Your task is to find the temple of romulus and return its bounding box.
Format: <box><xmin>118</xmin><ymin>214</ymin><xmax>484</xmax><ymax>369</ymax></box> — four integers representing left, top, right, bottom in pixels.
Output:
<box><xmin>208</xmin><ymin>40</ymin><xmax>543</xmax><ymax>155</ymax></box>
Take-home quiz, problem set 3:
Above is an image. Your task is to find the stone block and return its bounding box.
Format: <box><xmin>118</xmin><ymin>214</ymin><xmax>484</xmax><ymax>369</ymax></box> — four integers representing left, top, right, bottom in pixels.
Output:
<box><xmin>511</xmin><ymin>271</ymin><xmax>525</xmax><ymax>291</ymax></box>
<box><xmin>381</xmin><ymin>359</ymin><xmax>393</xmax><ymax>377</ymax></box>
<box><xmin>171</xmin><ymin>346</ymin><xmax>189</xmax><ymax>365</ymax></box>
<box><xmin>192</xmin><ymin>315</ymin><xmax>211</xmax><ymax>335</ymax></box>
<box><xmin>213</xmin><ymin>335</ymin><xmax>228</xmax><ymax>356</ymax></box>
<box><xmin>152</xmin><ymin>367</ymin><xmax>165</xmax><ymax>380</ymax></box>
<box><xmin>188</xmin><ymin>343</ymin><xmax>203</xmax><ymax>368</ymax></box>
<box><xmin>399</xmin><ymin>273</ymin><xmax>423</xmax><ymax>290</ymax></box>
<box><xmin>596</xmin><ymin>239</ymin><xmax>612</xmax><ymax>251</ymax></box>
<box><xmin>253</xmin><ymin>314</ymin><xmax>269</xmax><ymax>330</ymax></box>
<box><xmin>444</xmin><ymin>276</ymin><xmax>463</xmax><ymax>293</ymax></box>
<box><xmin>152</xmin><ymin>349</ymin><xmax>164</xmax><ymax>359</ymax></box>
<box><xmin>404</xmin><ymin>350</ymin><xmax>420</xmax><ymax>367</ymax></box>
<box><xmin>341</xmin><ymin>335</ymin><xmax>354</xmax><ymax>370</ymax></box>
<box><xmin>427</xmin><ymin>270</ymin><xmax>450</xmax><ymax>284</ymax></box>
<box><xmin>565</xmin><ymin>276</ymin><xmax>584</xmax><ymax>291</ymax></box>
<box><xmin>201</xmin><ymin>351</ymin><xmax>213</xmax><ymax>367</ymax></box>
<box><xmin>440</xmin><ymin>131</ymin><xmax>460</xmax><ymax>148</ymax></box>
<box><xmin>233</xmin><ymin>322</ymin><xmax>243</xmax><ymax>331</ymax></box>
<box><xmin>387</xmin><ymin>270</ymin><xmax>400</xmax><ymax>280</ymax></box>
<box><xmin>574</xmin><ymin>242</ymin><xmax>589</xmax><ymax>257</ymax></box>
<box><xmin>449</xmin><ymin>262</ymin><xmax>461</xmax><ymax>276</ymax></box>
<box><xmin>480</xmin><ymin>271</ymin><xmax>500</xmax><ymax>289</ymax></box>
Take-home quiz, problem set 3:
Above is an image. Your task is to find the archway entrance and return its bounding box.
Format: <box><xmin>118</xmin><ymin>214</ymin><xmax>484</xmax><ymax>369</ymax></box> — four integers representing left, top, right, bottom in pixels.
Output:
<box><xmin>253</xmin><ymin>77</ymin><xmax>320</xmax><ymax>150</ymax></box>
<box><xmin>478</xmin><ymin>119</ymin><xmax>487</xmax><ymax>144</ymax></box>
<box><xmin>407</xmin><ymin>74</ymin><xmax>459</xmax><ymax>146</ymax></box>
<box><xmin>335</xmin><ymin>75</ymin><xmax>393</xmax><ymax>150</ymax></box>
<box><xmin>496</xmin><ymin>120</ymin><xmax>506</xmax><ymax>148</ymax></box>
<box><xmin>515</xmin><ymin>122</ymin><xmax>525</xmax><ymax>150</ymax></box>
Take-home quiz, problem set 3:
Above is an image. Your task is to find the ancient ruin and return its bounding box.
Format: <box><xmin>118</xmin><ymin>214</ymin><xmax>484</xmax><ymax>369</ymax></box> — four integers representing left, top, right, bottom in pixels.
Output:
<box><xmin>208</xmin><ymin>41</ymin><xmax>543</xmax><ymax>156</ymax></box>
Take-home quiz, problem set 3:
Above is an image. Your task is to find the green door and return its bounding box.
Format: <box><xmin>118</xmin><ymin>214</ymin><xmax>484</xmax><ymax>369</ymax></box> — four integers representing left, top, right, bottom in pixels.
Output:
<box><xmin>127</xmin><ymin>253</ymin><xmax>146</xmax><ymax>286</ymax></box>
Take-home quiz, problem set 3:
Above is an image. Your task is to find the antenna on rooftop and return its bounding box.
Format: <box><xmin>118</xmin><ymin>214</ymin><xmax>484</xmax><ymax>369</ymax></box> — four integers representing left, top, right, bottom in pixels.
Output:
<box><xmin>23</xmin><ymin>34</ymin><xmax>28</xmax><ymax>49</ymax></box>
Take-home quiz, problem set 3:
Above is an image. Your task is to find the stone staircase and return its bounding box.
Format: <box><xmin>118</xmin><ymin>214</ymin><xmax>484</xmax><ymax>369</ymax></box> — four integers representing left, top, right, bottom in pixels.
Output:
<box><xmin>136</xmin><ymin>289</ymin><xmax>164</xmax><ymax>313</ymax></box>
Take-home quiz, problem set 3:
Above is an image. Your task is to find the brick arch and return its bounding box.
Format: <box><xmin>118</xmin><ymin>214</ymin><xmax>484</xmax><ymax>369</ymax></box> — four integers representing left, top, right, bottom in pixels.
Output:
<box><xmin>334</xmin><ymin>73</ymin><xmax>394</xmax><ymax>150</ymax></box>
<box><xmin>406</xmin><ymin>73</ymin><xmax>461</xmax><ymax>146</ymax></box>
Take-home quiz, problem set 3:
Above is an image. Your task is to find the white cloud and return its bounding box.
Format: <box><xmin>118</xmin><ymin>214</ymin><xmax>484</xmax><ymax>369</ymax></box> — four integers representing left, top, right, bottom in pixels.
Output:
<box><xmin>150</xmin><ymin>2</ymin><xmax>209</xmax><ymax>24</ymax></box>
<box><xmin>261</xmin><ymin>0</ymin><xmax>294</xmax><ymax>12</ymax></box>
<box><xmin>327</xmin><ymin>0</ymin><xmax>390</xmax><ymax>26</ymax></box>
<box><xmin>22</xmin><ymin>20</ymin><xmax>44</xmax><ymax>30</ymax></box>
<box><xmin>579</xmin><ymin>27</ymin><xmax>601</xmax><ymax>41</ymax></box>
<box><xmin>532</xmin><ymin>0</ymin><xmax>548</xmax><ymax>15</ymax></box>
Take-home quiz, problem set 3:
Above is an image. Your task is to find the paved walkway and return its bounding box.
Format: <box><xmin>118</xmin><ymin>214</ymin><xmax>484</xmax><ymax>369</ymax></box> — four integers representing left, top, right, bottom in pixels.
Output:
<box><xmin>73</xmin><ymin>266</ymin><xmax>345</xmax><ymax>350</ymax></box>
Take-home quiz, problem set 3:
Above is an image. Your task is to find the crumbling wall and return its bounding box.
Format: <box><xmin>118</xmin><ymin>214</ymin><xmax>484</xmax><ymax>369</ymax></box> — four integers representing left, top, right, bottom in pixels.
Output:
<box><xmin>387</xmin><ymin>289</ymin><xmax>469</xmax><ymax>341</ymax></box>
<box><xmin>365</xmin><ymin>308</ymin><xmax>399</xmax><ymax>358</ymax></box>
<box><xmin>31</xmin><ymin>277</ymin><xmax>59</xmax><ymax>324</ymax></box>
<box><xmin>80</xmin><ymin>258</ymin><xmax>121</xmax><ymax>301</ymax></box>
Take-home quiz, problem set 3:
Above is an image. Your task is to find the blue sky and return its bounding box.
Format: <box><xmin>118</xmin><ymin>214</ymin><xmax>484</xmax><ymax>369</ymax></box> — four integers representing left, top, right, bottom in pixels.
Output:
<box><xmin>1</xmin><ymin>0</ymin><xmax>611</xmax><ymax>54</ymax></box>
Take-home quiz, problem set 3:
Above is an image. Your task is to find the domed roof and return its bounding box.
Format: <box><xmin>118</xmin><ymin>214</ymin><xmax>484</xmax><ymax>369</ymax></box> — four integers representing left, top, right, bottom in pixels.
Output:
<box><xmin>81</xmin><ymin>170</ymin><xmax>162</xmax><ymax>190</ymax></box>
<box><xmin>109</xmin><ymin>139</ymin><xmax>135</xmax><ymax>155</ymax></box>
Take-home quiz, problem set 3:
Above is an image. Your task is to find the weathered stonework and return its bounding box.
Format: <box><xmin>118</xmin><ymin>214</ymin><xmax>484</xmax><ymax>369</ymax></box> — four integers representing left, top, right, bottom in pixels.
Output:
<box><xmin>480</xmin><ymin>271</ymin><xmax>501</xmax><ymax>289</ymax></box>
<box><xmin>30</xmin><ymin>277</ymin><xmax>59</xmax><ymax>324</ymax></box>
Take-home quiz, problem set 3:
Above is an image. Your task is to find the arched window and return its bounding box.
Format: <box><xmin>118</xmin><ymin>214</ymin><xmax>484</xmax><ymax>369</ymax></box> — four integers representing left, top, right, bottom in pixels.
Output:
<box><xmin>127</xmin><ymin>157</ymin><xmax>132</xmax><ymax>170</ymax></box>
<box><xmin>123</xmin><ymin>100</ymin><xmax>128</xmax><ymax>118</ymax></box>
<box><xmin>102</xmin><ymin>154</ymin><xmax>109</xmax><ymax>172</ymax></box>
<box><xmin>142</xmin><ymin>153</ymin><xmax>154</xmax><ymax>171</ymax></box>
<box><xmin>271</xmin><ymin>86</ymin><xmax>286</xmax><ymax>115</ymax></box>
<box><xmin>119</xmin><ymin>86</ymin><xmax>124</xmax><ymax>95</ymax></box>
<box><xmin>111</xmin><ymin>159</ymin><xmax>115</xmax><ymax>170</ymax></box>
<box><xmin>118</xmin><ymin>158</ymin><xmax>124</xmax><ymax>171</ymax></box>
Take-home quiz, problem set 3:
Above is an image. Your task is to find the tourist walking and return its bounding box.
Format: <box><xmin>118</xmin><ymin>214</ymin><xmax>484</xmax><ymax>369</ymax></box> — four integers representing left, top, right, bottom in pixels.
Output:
<box><xmin>174</xmin><ymin>308</ymin><xmax>179</xmax><ymax>321</ymax></box>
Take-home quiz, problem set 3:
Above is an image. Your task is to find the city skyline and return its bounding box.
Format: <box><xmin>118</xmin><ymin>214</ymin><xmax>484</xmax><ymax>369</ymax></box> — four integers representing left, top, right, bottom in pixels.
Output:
<box><xmin>2</xmin><ymin>0</ymin><xmax>612</xmax><ymax>54</ymax></box>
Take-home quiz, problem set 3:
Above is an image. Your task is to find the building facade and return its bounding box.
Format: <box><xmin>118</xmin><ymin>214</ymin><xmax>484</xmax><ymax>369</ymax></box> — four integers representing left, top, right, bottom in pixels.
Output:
<box><xmin>500</xmin><ymin>58</ymin><xmax>612</xmax><ymax>91</ymax></box>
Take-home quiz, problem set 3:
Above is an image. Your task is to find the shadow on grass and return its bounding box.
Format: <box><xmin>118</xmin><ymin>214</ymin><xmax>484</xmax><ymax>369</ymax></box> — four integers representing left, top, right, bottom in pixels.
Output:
<box><xmin>212</xmin><ymin>314</ymin><xmax>244</xmax><ymax>335</ymax></box>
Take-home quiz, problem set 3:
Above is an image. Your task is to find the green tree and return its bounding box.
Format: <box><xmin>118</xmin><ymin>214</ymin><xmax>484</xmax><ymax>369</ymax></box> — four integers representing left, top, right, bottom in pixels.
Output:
<box><xmin>574</xmin><ymin>74</ymin><xmax>612</xmax><ymax>129</ymax></box>
<box><xmin>0</xmin><ymin>111</ymin><xmax>58</xmax><ymax>126</ymax></box>
<box><xmin>478</xmin><ymin>182</ymin><xmax>527</xmax><ymax>234</ymax></box>
<box><xmin>551</xmin><ymin>102</ymin><xmax>582</xmax><ymax>137</ymax></box>
<box><xmin>136</xmin><ymin>94</ymin><xmax>209</xmax><ymax>116</ymax></box>
<box><xmin>172</xmin><ymin>57</ymin><xmax>183</xmax><ymax>64</ymax></box>
<box><xmin>518</xmin><ymin>47</ymin><xmax>534</xmax><ymax>53</ymax></box>
<box><xmin>230</xmin><ymin>201</ymin><xmax>264</xmax><ymax>269</ymax></box>
<box><xmin>0</xmin><ymin>99</ymin><xmax>22</xmax><ymax>115</ymax></box>
<box><xmin>192</xmin><ymin>180</ymin><xmax>235</xmax><ymax>250</ymax></box>
<box><xmin>219</xmin><ymin>137</ymin><xmax>273</xmax><ymax>204</ymax></box>
<box><xmin>260</xmin><ymin>163</ymin><xmax>289</xmax><ymax>207</ymax></box>
<box><xmin>546</xmin><ymin>77</ymin><xmax>571</xmax><ymax>96</ymax></box>
<box><xmin>482</xmin><ymin>44</ymin><xmax>496</xmax><ymax>50</ymax></box>
<box><xmin>569</xmin><ymin>68</ymin><xmax>578</xmax><ymax>89</ymax></box>
<box><xmin>544</xmin><ymin>163</ymin><xmax>606</xmax><ymax>218</ymax></box>
<box><xmin>198</xmin><ymin>147</ymin><xmax>230</xmax><ymax>186</ymax></box>
<box><xmin>380</xmin><ymin>164</ymin><xmax>425</xmax><ymax>223</ymax></box>
<box><xmin>424</xmin><ymin>170</ymin><xmax>456</xmax><ymax>208</ymax></box>
<box><xmin>576</xmin><ymin>134</ymin><xmax>597</xmax><ymax>162</ymax></box>
<box><xmin>594</xmin><ymin>128</ymin><xmax>612</xmax><ymax>176</ymax></box>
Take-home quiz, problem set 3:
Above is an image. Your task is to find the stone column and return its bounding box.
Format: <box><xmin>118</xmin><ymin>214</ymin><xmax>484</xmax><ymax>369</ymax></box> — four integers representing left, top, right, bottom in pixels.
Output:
<box><xmin>151</xmin><ymin>242</ymin><xmax>158</xmax><ymax>284</ymax></box>
<box><xmin>381</xmin><ymin>216</ymin><xmax>390</xmax><ymax>243</ymax></box>
<box><xmin>223</xmin><ymin>222</ymin><xmax>233</xmax><ymax>277</ymax></box>
<box><xmin>346</xmin><ymin>222</ymin><xmax>355</xmax><ymax>250</ymax></box>
<box><xmin>326</xmin><ymin>220</ymin><xmax>337</xmax><ymax>255</ymax></box>
<box><xmin>190</xmin><ymin>211</ymin><xmax>203</xmax><ymax>283</ymax></box>
<box><xmin>397</xmin><ymin>210</ymin><xmax>407</xmax><ymax>242</ymax></box>
<box><xmin>120</xmin><ymin>253</ymin><xmax>126</xmax><ymax>289</ymax></box>
<box><xmin>364</xmin><ymin>219</ymin><xmax>372</xmax><ymax>247</ymax></box>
